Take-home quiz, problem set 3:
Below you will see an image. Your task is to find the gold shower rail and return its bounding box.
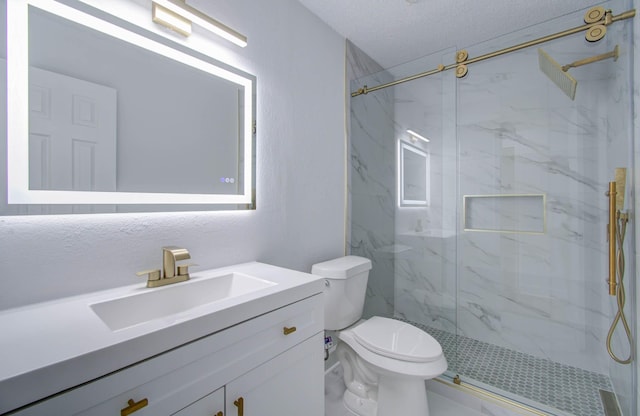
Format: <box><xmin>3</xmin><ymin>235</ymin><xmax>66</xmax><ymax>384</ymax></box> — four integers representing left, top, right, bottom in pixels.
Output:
<box><xmin>351</xmin><ymin>8</ymin><xmax>635</xmax><ymax>97</ymax></box>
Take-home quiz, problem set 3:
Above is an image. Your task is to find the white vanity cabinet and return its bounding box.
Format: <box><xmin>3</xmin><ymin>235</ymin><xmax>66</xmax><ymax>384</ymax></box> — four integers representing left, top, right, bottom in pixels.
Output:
<box><xmin>172</xmin><ymin>387</ymin><xmax>224</xmax><ymax>416</ymax></box>
<box><xmin>9</xmin><ymin>294</ymin><xmax>324</xmax><ymax>416</ymax></box>
<box><xmin>224</xmin><ymin>335</ymin><xmax>323</xmax><ymax>416</ymax></box>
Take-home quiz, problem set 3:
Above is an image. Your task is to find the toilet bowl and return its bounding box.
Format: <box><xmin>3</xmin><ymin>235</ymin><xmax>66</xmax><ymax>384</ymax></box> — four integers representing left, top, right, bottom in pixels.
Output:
<box><xmin>311</xmin><ymin>256</ymin><xmax>447</xmax><ymax>416</ymax></box>
<box><xmin>337</xmin><ymin>317</ymin><xmax>447</xmax><ymax>416</ymax></box>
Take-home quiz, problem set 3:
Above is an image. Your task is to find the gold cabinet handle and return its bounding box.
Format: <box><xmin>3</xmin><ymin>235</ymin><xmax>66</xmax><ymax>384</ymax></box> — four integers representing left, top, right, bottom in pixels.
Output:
<box><xmin>233</xmin><ymin>397</ymin><xmax>244</xmax><ymax>416</ymax></box>
<box><xmin>121</xmin><ymin>398</ymin><xmax>148</xmax><ymax>416</ymax></box>
<box><xmin>214</xmin><ymin>412</ymin><xmax>223</xmax><ymax>416</ymax></box>
<box><xmin>283</xmin><ymin>326</ymin><xmax>297</xmax><ymax>335</ymax></box>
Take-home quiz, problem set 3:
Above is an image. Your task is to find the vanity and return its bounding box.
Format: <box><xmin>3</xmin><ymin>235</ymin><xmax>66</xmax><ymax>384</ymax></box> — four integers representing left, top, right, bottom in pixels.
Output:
<box><xmin>0</xmin><ymin>1</ymin><xmax>325</xmax><ymax>412</ymax></box>
<box><xmin>0</xmin><ymin>262</ymin><xmax>325</xmax><ymax>415</ymax></box>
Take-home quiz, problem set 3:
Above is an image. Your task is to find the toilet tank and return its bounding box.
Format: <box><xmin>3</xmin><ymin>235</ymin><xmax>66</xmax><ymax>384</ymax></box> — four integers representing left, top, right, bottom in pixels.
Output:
<box><xmin>311</xmin><ymin>256</ymin><xmax>372</xmax><ymax>330</ymax></box>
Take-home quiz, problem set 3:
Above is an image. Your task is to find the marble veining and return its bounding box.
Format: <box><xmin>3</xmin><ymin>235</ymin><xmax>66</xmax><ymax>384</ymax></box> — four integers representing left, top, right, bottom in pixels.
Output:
<box><xmin>348</xmin><ymin>1</ymin><xmax>636</xmax><ymax>414</ymax></box>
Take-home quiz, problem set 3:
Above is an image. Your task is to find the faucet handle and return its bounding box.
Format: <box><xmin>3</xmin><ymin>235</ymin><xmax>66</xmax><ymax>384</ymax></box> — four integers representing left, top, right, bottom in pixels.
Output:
<box><xmin>177</xmin><ymin>263</ymin><xmax>198</xmax><ymax>277</ymax></box>
<box><xmin>136</xmin><ymin>269</ymin><xmax>161</xmax><ymax>282</ymax></box>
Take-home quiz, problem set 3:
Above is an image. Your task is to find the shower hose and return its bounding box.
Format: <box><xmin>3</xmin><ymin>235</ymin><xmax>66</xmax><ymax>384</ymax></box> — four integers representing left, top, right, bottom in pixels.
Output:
<box><xmin>606</xmin><ymin>211</ymin><xmax>634</xmax><ymax>364</ymax></box>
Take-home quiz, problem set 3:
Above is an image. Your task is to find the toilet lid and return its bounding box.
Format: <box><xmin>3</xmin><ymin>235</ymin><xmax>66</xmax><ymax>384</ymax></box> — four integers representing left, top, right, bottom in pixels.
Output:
<box><xmin>351</xmin><ymin>317</ymin><xmax>442</xmax><ymax>363</ymax></box>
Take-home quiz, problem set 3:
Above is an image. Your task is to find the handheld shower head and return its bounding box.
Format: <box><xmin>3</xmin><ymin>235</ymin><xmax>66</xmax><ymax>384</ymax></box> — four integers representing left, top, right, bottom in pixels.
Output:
<box><xmin>615</xmin><ymin>167</ymin><xmax>626</xmax><ymax>211</ymax></box>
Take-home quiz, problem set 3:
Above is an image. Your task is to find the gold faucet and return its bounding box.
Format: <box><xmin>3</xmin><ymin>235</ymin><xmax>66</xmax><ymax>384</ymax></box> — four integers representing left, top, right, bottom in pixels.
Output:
<box><xmin>136</xmin><ymin>246</ymin><xmax>194</xmax><ymax>288</ymax></box>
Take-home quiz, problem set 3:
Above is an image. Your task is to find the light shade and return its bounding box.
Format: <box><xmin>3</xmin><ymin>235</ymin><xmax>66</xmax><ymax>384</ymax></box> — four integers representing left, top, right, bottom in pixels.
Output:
<box><xmin>152</xmin><ymin>0</ymin><xmax>247</xmax><ymax>47</ymax></box>
<box><xmin>152</xmin><ymin>2</ymin><xmax>192</xmax><ymax>37</ymax></box>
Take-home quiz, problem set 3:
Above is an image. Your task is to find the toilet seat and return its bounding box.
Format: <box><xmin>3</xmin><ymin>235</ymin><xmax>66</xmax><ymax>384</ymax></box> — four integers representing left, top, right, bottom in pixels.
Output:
<box><xmin>351</xmin><ymin>317</ymin><xmax>442</xmax><ymax>363</ymax></box>
<box><xmin>338</xmin><ymin>317</ymin><xmax>447</xmax><ymax>378</ymax></box>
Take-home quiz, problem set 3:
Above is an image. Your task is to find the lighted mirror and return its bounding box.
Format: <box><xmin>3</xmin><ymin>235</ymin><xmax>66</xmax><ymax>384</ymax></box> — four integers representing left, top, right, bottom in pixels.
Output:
<box><xmin>2</xmin><ymin>0</ymin><xmax>255</xmax><ymax>214</ymax></box>
<box><xmin>399</xmin><ymin>141</ymin><xmax>429</xmax><ymax>207</ymax></box>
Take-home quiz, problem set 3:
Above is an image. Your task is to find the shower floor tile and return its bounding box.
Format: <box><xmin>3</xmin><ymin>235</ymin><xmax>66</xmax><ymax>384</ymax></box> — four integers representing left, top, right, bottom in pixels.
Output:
<box><xmin>403</xmin><ymin>319</ymin><xmax>613</xmax><ymax>416</ymax></box>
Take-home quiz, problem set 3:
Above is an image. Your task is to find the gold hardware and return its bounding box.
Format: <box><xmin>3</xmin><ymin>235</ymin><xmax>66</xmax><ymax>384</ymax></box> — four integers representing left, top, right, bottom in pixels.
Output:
<box><xmin>455</xmin><ymin>49</ymin><xmax>468</xmax><ymax>63</ymax></box>
<box><xmin>437</xmin><ymin>64</ymin><xmax>445</xmax><ymax>71</ymax></box>
<box><xmin>144</xmin><ymin>273</ymin><xmax>189</xmax><ymax>288</ymax></box>
<box><xmin>351</xmin><ymin>85</ymin><xmax>369</xmax><ymax>97</ymax></box>
<box><xmin>585</xmin><ymin>24</ymin><xmax>607</xmax><ymax>42</ymax></box>
<box><xmin>605</xmin><ymin>9</ymin><xmax>614</xmax><ymax>25</ymax></box>
<box><xmin>177</xmin><ymin>263</ymin><xmax>198</xmax><ymax>276</ymax></box>
<box><xmin>584</xmin><ymin>6</ymin><xmax>606</xmax><ymax>23</ymax></box>
<box><xmin>233</xmin><ymin>397</ymin><xmax>244</xmax><ymax>416</ymax></box>
<box><xmin>350</xmin><ymin>8</ymin><xmax>636</xmax><ymax>97</ymax></box>
<box><xmin>561</xmin><ymin>45</ymin><xmax>618</xmax><ymax>71</ymax></box>
<box><xmin>215</xmin><ymin>412</ymin><xmax>223</xmax><ymax>416</ymax></box>
<box><xmin>163</xmin><ymin>246</ymin><xmax>191</xmax><ymax>278</ymax></box>
<box><xmin>138</xmin><ymin>247</ymin><xmax>192</xmax><ymax>288</ymax></box>
<box><xmin>605</xmin><ymin>169</ymin><xmax>634</xmax><ymax>364</ymax></box>
<box><xmin>283</xmin><ymin>326</ymin><xmax>297</xmax><ymax>335</ymax></box>
<box><xmin>136</xmin><ymin>269</ymin><xmax>161</xmax><ymax>282</ymax></box>
<box><xmin>437</xmin><ymin>377</ymin><xmax>549</xmax><ymax>416</ymax></box>
<box><xmin>607</xmin><ymin>181</ymin><xmax>617</xmax><ymax>296</ymax></box>
<box><xmin>121</xmin><ymin>398</ymin><xmax>149</xmax><ymax>416</ymax></box>
<box><xmin>152</xmin><ymin>0</ymin><xmax>247</xmax><ymax>47</ymax></box>
<box><xmin>455</xmin><ymin>64</ymin><xmax>468</xmax><ymax>78</ymax></box>
<box><xmin>614</xmin><ymin>167</ymin><xmax>627</xmax><ymax>210</ymax></box>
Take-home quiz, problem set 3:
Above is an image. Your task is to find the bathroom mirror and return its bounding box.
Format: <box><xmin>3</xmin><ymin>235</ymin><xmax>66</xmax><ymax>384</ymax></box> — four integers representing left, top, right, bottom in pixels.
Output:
<box><xmin>2</xmin><ymin>0</ymin><xmax>255</xmax><ymax>214</ymax></box>
<box><xmin>399</xmin><ymin>141</ymin><xmax>429</xmax><ymax>207</ymax></box>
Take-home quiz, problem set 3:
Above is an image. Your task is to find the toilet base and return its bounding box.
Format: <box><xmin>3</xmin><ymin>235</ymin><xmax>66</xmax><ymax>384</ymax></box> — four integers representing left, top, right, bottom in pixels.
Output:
<box><xmin>343</xmin><ymin>388</ymin><xmax>377</xmax><ymax>416</ymax></box>
<box><xmin>342</xmin><ymin>376</ymin><xmax>430</xmax><ymax>416</ymax></box>
<box><xmin>377</xmin><ymin>375</ymin><xmax>429</xmax><ymax>416</ymax></box>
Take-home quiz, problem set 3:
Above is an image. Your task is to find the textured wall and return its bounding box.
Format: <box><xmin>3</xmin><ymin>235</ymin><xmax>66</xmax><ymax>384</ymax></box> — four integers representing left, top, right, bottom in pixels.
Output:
<box><xmin>0</xmin><ymin>0</ymin><xmax>346</xmax><ymax>309</ymax></box>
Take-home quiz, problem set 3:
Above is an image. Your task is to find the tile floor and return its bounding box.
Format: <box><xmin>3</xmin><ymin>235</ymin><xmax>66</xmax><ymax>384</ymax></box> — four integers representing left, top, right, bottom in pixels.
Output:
<box><xmin>402</xmin><ymin>320</ymin><xmax>613</xmax><ymax>416</ymax></box>
<box><xmin>325</xmin><ymin>362</ymin><xmax>542</xmax><ymax>416</ymax></box>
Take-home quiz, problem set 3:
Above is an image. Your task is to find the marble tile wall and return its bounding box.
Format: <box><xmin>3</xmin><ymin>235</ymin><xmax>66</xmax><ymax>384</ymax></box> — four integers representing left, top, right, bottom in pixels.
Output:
<box><xmin>347</xmin><ymin>41</ymin><xmax>396</xmax><ymax>319</ymax></box>
<box><xmin>348</xmin><ymin>2</ymin><xmax>636</xmax><ymax>413</ymax></box>
<box><xmin>454</xmin><ymin>5</ymin><xmax>635</xmax><ymax>392</ymax></box>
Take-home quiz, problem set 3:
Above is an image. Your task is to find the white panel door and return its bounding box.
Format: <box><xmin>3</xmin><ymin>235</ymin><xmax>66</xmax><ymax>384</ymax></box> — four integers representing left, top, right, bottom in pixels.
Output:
<box><xmin>28</xmin><ymin>67</ymin><xmax>117</xmax><ymax>213</ymax></box>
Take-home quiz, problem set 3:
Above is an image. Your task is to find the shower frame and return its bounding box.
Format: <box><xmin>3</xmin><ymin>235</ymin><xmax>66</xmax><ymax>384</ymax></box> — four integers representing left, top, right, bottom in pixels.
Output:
<box><xmin>350</xmin><ymin>7</ymin><xmax>635</xmax><ymax>98</ymax></box>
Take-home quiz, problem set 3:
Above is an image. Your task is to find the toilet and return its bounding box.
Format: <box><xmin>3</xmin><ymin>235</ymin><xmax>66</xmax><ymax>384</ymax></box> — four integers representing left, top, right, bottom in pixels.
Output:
<box><xmin>312</xmin><ymin>255</ymin><xmax>447</xmax><ymax>416</ymax></box>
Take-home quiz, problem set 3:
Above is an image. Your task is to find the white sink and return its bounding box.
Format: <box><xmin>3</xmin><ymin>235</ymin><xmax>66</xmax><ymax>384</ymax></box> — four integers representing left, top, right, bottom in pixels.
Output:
<box><xmin>90</xmin><ymin>272</ymin><xmax>276</xmax><ymax>331</ymax></box>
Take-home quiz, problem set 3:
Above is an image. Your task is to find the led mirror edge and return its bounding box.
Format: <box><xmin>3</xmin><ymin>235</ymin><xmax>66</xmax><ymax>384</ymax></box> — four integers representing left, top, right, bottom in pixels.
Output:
<box><xmin>398</xmin><ymin>140</ymin><xmax>429</xmax><ymax>207</ymax></box>
<box><xmin>7</xmin><ymin>0</ymin><xmax>254</xmax><ymax>206</ymax></box>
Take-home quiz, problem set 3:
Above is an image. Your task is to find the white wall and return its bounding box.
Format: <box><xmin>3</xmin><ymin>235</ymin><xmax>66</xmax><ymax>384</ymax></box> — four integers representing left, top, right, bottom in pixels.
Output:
<box><xmin>0</xmin><ymin>0</ymin><xmax>347</xmax><ymax>309</ymax></box>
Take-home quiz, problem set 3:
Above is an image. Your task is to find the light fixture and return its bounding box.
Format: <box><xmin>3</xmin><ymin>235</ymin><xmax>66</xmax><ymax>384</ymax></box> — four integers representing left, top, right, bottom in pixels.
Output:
<box><xmin>152</xmin><ymin>0</ymin><xmax>247</xmax><ymax>47</ymax></box>
<box><xmin>406</xmin><ymin>129</ymin><xmax>430</xmax><ymax>143</ymax></box>
<box><xmin>152</xmin><ymin>3</ymin><xmax>192</xmax><ymax>37</ymax></box>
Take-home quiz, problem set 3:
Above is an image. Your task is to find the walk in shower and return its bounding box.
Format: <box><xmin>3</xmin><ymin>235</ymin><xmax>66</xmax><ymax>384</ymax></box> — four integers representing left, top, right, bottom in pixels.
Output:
<box><xmin>348</xmin><ymin>2</ymin><xmax>636</xmax><ymax>415</ymax></box>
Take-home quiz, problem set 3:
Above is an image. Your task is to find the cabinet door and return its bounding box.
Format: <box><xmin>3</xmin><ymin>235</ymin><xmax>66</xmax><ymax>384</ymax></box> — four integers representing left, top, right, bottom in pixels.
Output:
<box><xmin>225</xmin><ymin>333</ymin><xmax>324</xmax><ymax>416</ymax></box>
<box><xmin>171</xmin><ymin>387</ymin><xmax>224</xmax><ymax>416</ymax></box>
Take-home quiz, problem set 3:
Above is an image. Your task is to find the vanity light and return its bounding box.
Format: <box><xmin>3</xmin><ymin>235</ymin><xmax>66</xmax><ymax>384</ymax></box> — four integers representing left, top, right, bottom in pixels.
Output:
<box><xmin>152</xmin><ymin>0</ymin><xmax>248</xmax><ymax>47</ymax></box>
<box><xmin>152</xmin><ymin>2</ymin><xmax>192</xmax><ymax>37</ymax></box>
<box><xmin>406</xmin><ymin>129</ymin><xmax>430</xmax><ymax>143</ymax></box>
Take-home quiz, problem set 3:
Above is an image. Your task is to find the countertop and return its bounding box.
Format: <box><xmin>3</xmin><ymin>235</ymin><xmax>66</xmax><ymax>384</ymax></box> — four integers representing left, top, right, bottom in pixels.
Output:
<box><xmin>0</xmin><ymin>262</ymin><xmax>324</xmax><ymax>414</ymax></box>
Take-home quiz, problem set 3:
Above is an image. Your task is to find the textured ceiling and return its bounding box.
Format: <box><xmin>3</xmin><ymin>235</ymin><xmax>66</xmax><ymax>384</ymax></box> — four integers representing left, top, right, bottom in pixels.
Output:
<box><xmin>296</xmin><ymin>0</ymin><xmax>598</xmax><ymax>69</ymax></box>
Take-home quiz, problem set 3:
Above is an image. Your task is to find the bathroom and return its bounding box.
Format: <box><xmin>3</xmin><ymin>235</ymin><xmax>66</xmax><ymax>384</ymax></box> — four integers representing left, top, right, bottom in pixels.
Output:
<box><xmin>0</xmin><ymin>0</ymin><xmax>638</xmax><ymax>415</ymax></box>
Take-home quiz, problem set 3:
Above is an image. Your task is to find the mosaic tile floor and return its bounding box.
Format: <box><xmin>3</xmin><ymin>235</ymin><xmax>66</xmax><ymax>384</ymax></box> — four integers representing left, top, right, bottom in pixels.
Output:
<box><xmin>401</xmin><ymin>320</ymin><xmax>614</xmax><ymax>416</ymax></box>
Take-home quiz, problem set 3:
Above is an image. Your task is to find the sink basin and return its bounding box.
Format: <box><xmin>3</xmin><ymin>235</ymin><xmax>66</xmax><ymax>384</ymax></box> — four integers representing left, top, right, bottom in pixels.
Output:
<box><xmin>90</xmin><ymin>272</ymin><xmax>276</xmax><ymax>331</ymax></box>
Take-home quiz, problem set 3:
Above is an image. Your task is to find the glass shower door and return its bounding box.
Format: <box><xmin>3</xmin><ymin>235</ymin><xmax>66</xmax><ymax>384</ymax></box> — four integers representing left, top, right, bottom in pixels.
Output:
<box><xmin>454</xmin><ymin>2</ymin><xmax>636</xmax><ymax>415</ymax></box>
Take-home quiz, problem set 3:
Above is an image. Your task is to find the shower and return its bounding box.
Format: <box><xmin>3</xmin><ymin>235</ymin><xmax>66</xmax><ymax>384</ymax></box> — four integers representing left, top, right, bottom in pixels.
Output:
<box><xmin>347</xmin><ymin>2</ymin><xmax>636</xmax><ymax>415</ymax></box>
<box><xmin>537</xmin><ymin>45</ymin><xmax>619</xmax><ymax>100</ymax></box>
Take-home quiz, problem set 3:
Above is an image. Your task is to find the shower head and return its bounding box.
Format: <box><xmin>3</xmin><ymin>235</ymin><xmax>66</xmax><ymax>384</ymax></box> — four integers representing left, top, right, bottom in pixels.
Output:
<box><xmin>538</xmin><ymin>48</ymin><xmax>577</xmax><ymax>100</ymax></box>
